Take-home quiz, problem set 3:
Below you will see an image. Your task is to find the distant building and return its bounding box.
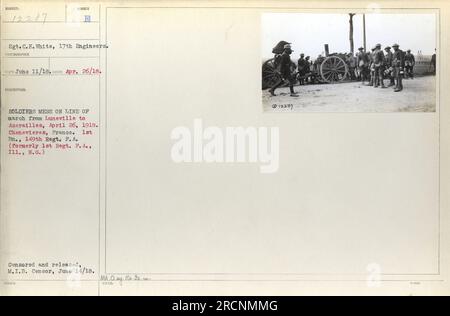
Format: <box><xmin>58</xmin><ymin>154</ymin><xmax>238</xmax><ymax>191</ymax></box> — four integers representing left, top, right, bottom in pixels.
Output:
<box><xmin>414</xmin><ymin>54</ymin><xmax>434</xmax><ymax>75</ymax></box>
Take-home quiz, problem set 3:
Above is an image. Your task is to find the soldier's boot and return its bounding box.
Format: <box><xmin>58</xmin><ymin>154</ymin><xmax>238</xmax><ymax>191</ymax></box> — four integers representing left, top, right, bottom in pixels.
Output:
<box><xmin>388</xmin><ymin>78</ymin><xmax>395</xmax><ymax>87</ymax></box>
<box><xmin>289</xmin><ymin>86</ymin><xmax>298</xmax><ymax>97</ymax></box>
<box><xmin>394</xmin><ymin>78</ymin><xmax>403</xmax><ymax>92</ymax></box>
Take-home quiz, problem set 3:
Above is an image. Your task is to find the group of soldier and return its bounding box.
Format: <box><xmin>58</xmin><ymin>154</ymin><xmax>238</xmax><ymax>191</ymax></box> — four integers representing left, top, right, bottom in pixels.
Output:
<box><xmin>355</xmin><ymin>43</ymin><xmax>415</xmax><ymax>92</ymax></box>
<box><xmin>268</xmin><ymin>41</ymin><xmax>418</xmax><ymax>97</ymax></box>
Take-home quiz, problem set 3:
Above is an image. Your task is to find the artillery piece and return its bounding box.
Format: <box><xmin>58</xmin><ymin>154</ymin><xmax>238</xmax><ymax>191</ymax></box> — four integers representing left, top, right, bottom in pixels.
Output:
<box><xmin>262</xmin><ymin>43</ymin><xmax>349</xmax><ymax>89</ymax></box>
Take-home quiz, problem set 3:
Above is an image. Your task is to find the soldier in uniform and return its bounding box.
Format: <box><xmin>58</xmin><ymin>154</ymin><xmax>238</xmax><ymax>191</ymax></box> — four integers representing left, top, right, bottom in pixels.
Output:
<box><xmin>372</xmin><ymin>44</ymin><xmax>386</xmax><ymax>88</ymax></box>
<box><xmin>431</xmin><ymin>49</ymin><xmax>436</xmax><ymax>75</ymax></box>
<box><xmin>271</xmin><ymin>40</ymin><xmax>290</xmax><ymax>71</ymax></box>
<box><xmin>356</xmin><ymin>46</ymin><xmax>369</xmax><ymax>83</ymax></box>
<box><xmin>269</xmin><ymin>44</ymin><xmax>298</xmax><ymax>97</ymax></box>
<box><xmin>392</xmin><ymin>43</ymin><xmax>404</xmax><ymax>92</ymax></box>
<box><xmin>383</xmin><ymin>46</ymin><xmax>395</xmax><ymax>87</ymax></box>
<box><xmin>367</xmin><ymin>47</ymin><xmax>376</xmax><ymax>86</ymax></box>
<box><xmin>346</xmin><ymin>53</ymin><xmax>357</xmax><ymax>80</ymax></box>
<box><xmin>404</xmin><ymin>49</ymin><xmax>415</xmax><ymax>79</ymax></box>
<box><xmin>305</xmin><ymin>56</ymin><xmax>312</xmax><ymax>83</ymax></box>
<box><xmin>297</xmin><ymin>53</ymin><xmax>309</xmax><ymax>85</ymax></box>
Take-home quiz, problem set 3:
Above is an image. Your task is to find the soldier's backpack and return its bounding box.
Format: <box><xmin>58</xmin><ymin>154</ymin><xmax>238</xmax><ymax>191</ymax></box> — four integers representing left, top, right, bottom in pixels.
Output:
<box><xmin>272</xmin><ymin>41</ymin><xmax>290</xmax><ymax>54</ymax></box>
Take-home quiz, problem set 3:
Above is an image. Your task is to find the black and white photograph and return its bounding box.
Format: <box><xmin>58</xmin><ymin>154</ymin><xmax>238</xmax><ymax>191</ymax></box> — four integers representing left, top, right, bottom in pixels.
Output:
<box><xmin>262</xmin><ymin>12</ymin><xmax>437</xmax><ymax>112</ymax></box>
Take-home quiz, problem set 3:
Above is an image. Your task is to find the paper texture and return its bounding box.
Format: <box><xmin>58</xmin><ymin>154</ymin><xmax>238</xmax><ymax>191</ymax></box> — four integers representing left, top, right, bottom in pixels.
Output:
<box><xmin>1</xmin><ymin>0</ymin><xmax>449</xmax><ymax>295</ymax></box>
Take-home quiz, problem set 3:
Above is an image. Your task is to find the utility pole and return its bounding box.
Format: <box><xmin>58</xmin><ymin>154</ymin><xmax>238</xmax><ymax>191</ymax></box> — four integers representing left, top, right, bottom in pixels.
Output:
<box><xmin>349</xmin><ymin>13</ymin><xmax>355</xmax><ymax>54</ymax></box>
<box><xmin>363</xmin><ymin>14</ymin><xmax>366</xmax><ymax>51</ymax></box>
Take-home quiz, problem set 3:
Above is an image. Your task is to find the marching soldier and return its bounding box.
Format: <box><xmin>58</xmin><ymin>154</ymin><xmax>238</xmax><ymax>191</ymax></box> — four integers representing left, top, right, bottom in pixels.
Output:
<box><xmin>373</xmin><ymin>43</ymin><xmax>386</xmax><ymax>88</ymax></box>
<box><xmin>392</xmin><ymin>43</ymin><xmax>404</xmax><ymax>92</ymax></box>
<box><xmin>271</xmin><ymin>40</ymin><xmax>290</xmax><ymax>70</ymax></box>
<box><xmin>384</xmin><ymin>46</ymin><xmax>395</xmax><ymax>87</ymax></box>
<box><xmin>269</xmin><ymin>44</ymin><xmax>299</xmax><ymax>97</ymax></box>
<box><xmin>404</xmin><ymin>49</ymin><xmax>415</xmax><ymax>79</ymax></box>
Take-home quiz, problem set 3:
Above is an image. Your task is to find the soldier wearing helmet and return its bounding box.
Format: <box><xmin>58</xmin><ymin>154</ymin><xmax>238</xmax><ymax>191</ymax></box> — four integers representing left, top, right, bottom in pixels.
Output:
<box><xmin>297</xmin><ymin>53</ymin><xmax>309</xmax><ymax>85</ymax></box>
<box><xmin>269</xmin><ymin>43</ymin><xmax>298</xmax><ymax>97</ymax></box>
<box><xmin>383</xmin><ymin>46</ymin><xmax>395</xmax><ymax>87</ymax></box>
<box><xmin>372</xmin><ymin>43</ymin><xmax>386</xmax><ymax>88</ymax></box>
<box><xmin>367</xmin><ymin>47</ymin><xmax>377</xmax><ymax>86</ymax></box>
<box><xmin>404</xmin><ymin>49</ymin><xmax>415</xmax><ymax>79</ymax></box>
<box><xmin>356</xmin><ymin>46</ymin><xmax>370</xmax><ymax>83</ymax></box>
<box><xmin>392</xmin><ymin>43</ymin><xmax>404</xmax><ymax>92</ymax></box>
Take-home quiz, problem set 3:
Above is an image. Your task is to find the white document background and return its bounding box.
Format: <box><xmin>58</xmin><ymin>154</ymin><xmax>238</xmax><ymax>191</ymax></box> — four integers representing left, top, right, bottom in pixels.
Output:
<box><xmin>1</xmin><ymin>0</ymin><xmax>449</xmax><ymax>295</ymax></box>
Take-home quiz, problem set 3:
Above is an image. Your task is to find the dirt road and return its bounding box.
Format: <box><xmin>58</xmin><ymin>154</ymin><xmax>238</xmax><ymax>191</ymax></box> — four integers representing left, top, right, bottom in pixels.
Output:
<box><xmin>262</xmin><ymin>76</ymin><xmax>436</xmax><ymax>112</ymax></box>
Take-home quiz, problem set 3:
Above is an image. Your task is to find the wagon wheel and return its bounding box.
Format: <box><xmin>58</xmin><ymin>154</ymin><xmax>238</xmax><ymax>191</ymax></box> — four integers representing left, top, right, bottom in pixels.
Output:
<box><xmin>320</xmin><ymin>56</ymin><xmax>348</xmax><ymax>83</ymax></box>
<box><xmin>262</xmin><ymin>58</ymin><xmax>282</xmax><ymax>90</ymax></box>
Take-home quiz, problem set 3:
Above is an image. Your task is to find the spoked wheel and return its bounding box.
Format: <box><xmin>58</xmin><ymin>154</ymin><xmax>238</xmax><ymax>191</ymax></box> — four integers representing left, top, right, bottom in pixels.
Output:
<box><xmin>319</xmin><ymin>56</ymin><xmax>348</xmax><ymax>83</ymax></box>
<box><xmin>262</xmin><ymin>58</ymin><xmax>282</xmax><ymax>90</ymax></box>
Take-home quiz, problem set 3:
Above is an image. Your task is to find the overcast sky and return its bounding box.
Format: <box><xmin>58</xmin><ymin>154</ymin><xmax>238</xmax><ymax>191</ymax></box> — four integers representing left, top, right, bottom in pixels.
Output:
<box><xmin>261</xmin><ymin>13</ymin><xmax>436</xmax><ymax>59</ymax></box>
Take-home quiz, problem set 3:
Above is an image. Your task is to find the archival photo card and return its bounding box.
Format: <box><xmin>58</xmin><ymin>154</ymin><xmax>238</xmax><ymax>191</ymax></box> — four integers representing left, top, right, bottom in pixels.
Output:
<box><xmin>262</xmin><ymin>12</ymin><xmax>437</xmax><ymax>112</ymax></box>
<box><xmin>1</xmin><ymin>1</ymin><xmax>449</xmax><ymax>297</ymax></box>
